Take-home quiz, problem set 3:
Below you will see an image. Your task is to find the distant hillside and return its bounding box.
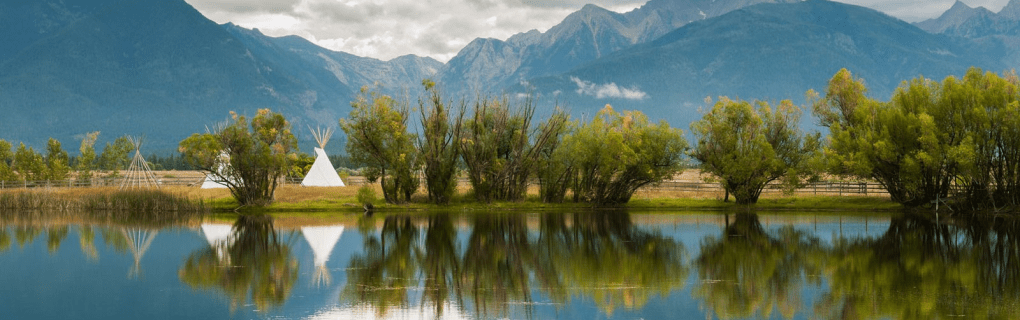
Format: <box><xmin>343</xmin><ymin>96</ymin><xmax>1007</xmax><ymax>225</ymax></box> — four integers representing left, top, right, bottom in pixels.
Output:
<box><xmin>0</xmin><ymin>0</ymin><xmax>437</xmax><ymax>153</ymax></box>
<box><xmin>2</xmin><ymin>0</ymin><xmax>1017</xmax><ymax>154</ymax></box>
<box><xmin>521</xmin><ymin>0</ymin><xmax>1007</xmax><ymax>129</ymax></box>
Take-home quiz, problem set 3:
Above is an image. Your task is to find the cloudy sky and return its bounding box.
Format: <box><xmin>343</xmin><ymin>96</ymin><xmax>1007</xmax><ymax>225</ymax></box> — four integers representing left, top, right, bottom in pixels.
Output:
<box><xmin>183</xmin><ymin>0</ymin><xmax>1014</xmax><ymax>62</ymax></box>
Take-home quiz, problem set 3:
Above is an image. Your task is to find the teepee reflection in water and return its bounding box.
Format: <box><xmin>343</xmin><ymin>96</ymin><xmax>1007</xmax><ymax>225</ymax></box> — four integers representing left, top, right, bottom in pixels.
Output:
<box><xmin>200</xmin><ymin>223</ymin><xmax>235</xmax><ymax>263</ymax></box>
<box><xmin>300</xmin><ymin>225</ymin><xmax>344</xmax><ymax>287</ymax></box>
<box><xmin>121</xmin><ymin>227</ymin><xmax>157</xmax><ymax>279</ymax></box>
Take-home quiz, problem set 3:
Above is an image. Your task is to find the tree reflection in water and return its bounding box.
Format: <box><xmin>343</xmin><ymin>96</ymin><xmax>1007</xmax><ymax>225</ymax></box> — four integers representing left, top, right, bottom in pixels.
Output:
<box><xmin>178</xmin><ymin>215</ymin><xmax>298</xmax><ymax>313</ymax></box>
<box><xmin>694</xmin><ymin>213</ymin><xmax>824</xmax><ymax>320</ymax></box>
<box><xmin>694</xmin><ymin>213</ymin><xmax>1020</xmax><ymax>320</ymax></box>
<box><xmin>341</xmin><ymin>215</ymin><xmax>422</xmax><ymax>318</ymax></box>
<box><xmin>15</xmin><ymin>225</ymin><xmax>41</xmax><ymax>248</ymax></box>
<box><xmin>0</xmin><ymin>225</ymin><xmax>10</xmax><ymax>253</ymax></box>
<box><xmin>340</xmin><ymin>211</ymin><xmax>689</xmax><ymax>319</ymax></box>
<box><xmin>815</xmin><ymin>215</ymin><xmax>1020</xmax><ymax>319</ymax></box>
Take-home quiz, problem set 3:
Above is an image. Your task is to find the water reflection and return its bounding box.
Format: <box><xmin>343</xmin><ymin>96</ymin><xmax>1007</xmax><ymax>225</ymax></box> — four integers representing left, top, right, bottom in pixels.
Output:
<box><xmin>692</xmin><ymin>213</ymin><xmax>1020</xmax><ymax>320</ymax></box>
<box><xmin>0</xmin><ymin>225</ymin><xmax>9</xmax><ymax>252</ymax></box>
<box><xmin>815</xmin><ymin>215</ymin><xmax>1020</xmax><ymax>319</ymax></box>
<box><xmin>1</xmin><ymin>211</ymin><xmax>1019</xmax><ymax>319</ymax></box>
<box><xmin>341</xmin><ymin>212</ymin><xmax>689</xmax><ymax>318</ymax></box>
<box><xmin>695</xmin><ymin>213</ymin><xmax>823</xmax><ymax>319</ymax></box>
<box><xmin>178</xmin><ymin>215</ymin><xmax>299</xmax><ymax>312</ymax></box>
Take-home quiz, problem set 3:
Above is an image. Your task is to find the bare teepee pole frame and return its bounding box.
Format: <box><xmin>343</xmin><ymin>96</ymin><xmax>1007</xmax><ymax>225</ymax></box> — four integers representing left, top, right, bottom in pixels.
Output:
<box><xmin>308</xmin><ymin>125</ymin><xmax>334</xmax><ymax>149</ymax></box>
<box><xmin>120</xmin><ymin>136</ymin><xmax>161</xmax><ymax>190</ymax></box>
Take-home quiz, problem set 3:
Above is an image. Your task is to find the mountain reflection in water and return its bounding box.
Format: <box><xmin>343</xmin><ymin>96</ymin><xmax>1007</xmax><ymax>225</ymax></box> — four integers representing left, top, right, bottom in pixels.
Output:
<box><xmin>0</xmin><ymin>211</ymin><xmax>1019</xmax><ymax>319</ymax></box>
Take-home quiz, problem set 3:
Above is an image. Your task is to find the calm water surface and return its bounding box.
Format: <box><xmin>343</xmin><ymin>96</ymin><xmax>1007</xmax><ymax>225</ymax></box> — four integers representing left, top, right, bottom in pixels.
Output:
<box><xmin>1</xmin><ymin>211</ymin><xmax>1017</xmax><ymax>319</ymax></box>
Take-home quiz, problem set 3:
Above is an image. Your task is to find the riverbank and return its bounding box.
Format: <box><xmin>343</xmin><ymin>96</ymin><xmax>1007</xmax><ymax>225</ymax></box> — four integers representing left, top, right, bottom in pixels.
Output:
<box><xmin>203</xmin><ymin>184</ymin><xmax>901</xmax><ymax>213</ymax></box>
<box><xmin>0</xmin><ymin>183</ymin><xmax>902</xmax><ymax>214</ymax></box>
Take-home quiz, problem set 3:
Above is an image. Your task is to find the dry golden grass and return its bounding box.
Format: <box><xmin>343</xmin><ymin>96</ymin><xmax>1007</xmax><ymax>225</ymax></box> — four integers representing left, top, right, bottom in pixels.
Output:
<box><xmin>271</xmin><ymin>184</ymin><xmax>369</xmax><ymax>203</ymax></box>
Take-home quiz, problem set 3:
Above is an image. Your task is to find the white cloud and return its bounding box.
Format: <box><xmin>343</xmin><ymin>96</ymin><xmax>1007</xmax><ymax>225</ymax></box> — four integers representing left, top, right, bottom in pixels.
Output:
<box><xmin>571</xmin><ymin>77</ymin><xmax>647</xmax><ymax>100</ymax></box>
<box><xmin>834</xmin><ymin>0</ymin><xmax>1012</xmax><ymax>22</ymax></box>
<box><xmin>185</xmin><ymin>0</ymin><xmax>644</xmax><ymax>62</ymax></box>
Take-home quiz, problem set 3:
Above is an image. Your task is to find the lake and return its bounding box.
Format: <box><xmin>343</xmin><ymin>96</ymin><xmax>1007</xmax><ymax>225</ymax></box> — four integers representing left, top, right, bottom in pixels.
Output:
<box><xmin>1</xmin><ymin>210</ymin><xmax>1017</xmax><ymax>319</ymax></box>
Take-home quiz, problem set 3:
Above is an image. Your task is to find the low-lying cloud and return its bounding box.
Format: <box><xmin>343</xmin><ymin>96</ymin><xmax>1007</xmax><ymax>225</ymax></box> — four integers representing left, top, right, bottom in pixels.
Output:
<box><xmin>571</xmin><ymin>77</ymin><xmax>647</xmax><ymax>100</ymax></box>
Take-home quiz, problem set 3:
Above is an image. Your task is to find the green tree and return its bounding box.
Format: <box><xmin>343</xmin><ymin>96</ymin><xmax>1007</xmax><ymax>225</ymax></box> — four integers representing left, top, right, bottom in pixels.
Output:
<box><xmin>812</xmin><ymin>68</ymin><xmax>1015</xmax><ymax>208</ymax></box>
<box><xmin>76</xmin><ymin>132</ymin><xmax>100</xmax><ymax>185</ymax></box>
<box><xmin>12</xmin><ymin>143</ymin><xmax>47</xmax><ymax>181</ymax></box>
<box><xmin>179</xmin><ymin>109</ymin><xmax>298</xmax><ymax>206</ymax></box>
<box><xmin>0</xmin><ymin>139</ymin><xmax>16</xmax><ymax>181</ymax></box>
<box><xmin>460</xmin><ymin>95</ymin><xmax>569</xmax><ymax>202</ymax></box>
<box><xmin>417</xmin><ymin>79</ymin><xmax>464</xmax><ymax>204</ymax></box>
<box><xmin>288</xmin><ymin>152</ymin><xmax>315</xmax><ymax>178</ymax></box>
<box><xmin>98</xmin><ymin>135</ymin><xmax>133</xmax><ymax>176</ymax></box>
<box><xmin>691</xmin><ymin>98</ymin><xmax>820</xmax><ymax>204</ymax></box>
<box><xmin>558</xmin><ymin>105</ymin><xmax>687</xmax><ymax>205</ymax></box>
<box><xmin>340</xmin><ymin>87</ymin><xmax>419</xmax><ymax>203</ymax></box>
<box><xmin>940</xmin><ymin>68</ymin><xmax>1020</xmax><ymax>208</ymax></box>
<box><xmin>535</xmin><ymin>119</ymin><xmax>576</xmax><ymax>203</ymax></box>
<box><xmin>45</xmin><ymin>138</ymin><xmax>71</xmax><ymax>181</ymax></box>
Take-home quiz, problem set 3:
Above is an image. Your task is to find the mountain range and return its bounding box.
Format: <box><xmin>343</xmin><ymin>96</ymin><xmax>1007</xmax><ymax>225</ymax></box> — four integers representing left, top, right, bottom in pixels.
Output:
<box><xmin>1</xmin><ymin>0</ymin><xmax>1017</xmax><ymax>153</ymax></box>
<box><xmin>915</xmin><ymin>0</ymin><xmax>1020</xmax><ymax>38</ymax></box>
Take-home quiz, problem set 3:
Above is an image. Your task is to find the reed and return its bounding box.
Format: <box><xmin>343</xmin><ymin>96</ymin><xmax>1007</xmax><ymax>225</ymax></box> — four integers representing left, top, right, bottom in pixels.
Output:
<box><xmin>0</xmin><ymin>188</ymin><xmax>207</xmax><ymax>215</ymax></box>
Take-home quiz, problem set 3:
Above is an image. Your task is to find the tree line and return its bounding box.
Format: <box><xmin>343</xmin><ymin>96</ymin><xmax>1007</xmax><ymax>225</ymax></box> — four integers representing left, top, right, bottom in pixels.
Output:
<box><xmin>10</xmin><ymin>67</ymin><xmax>1012</xmax><ymax>212</ymax></box>
<box><xmin>176</xmin><ymin>67</ymin><xmax>1020</xmax><ymax>213</ymax></box>
<box><xmin>815</xmin><ymin>67</ymin><xmax>1020</xmax><ymax>211</ymax></box>
<box><xmin>339</xmin><ymin>81</ymin><xmax>689</xmax><ymax>206</ymax></box>
<box><xmin>0</xmin><ymin>133</ymin><xmax>201</xmax><ymax>184</ymax></box>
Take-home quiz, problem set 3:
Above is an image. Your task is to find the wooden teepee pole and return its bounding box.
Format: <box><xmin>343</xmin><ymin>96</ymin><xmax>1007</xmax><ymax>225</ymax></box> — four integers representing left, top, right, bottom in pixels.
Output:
<box><xmin>120</xmin><ymin>136</ymin><xmax>161</xmax><ymax>190</ymax></box>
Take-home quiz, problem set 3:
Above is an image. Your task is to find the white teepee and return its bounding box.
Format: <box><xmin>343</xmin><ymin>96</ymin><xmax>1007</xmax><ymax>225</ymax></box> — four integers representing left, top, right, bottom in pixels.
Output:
<box><xmin>119</xmin><ymin>136</ymin><xmax>160</xmax><ymax>190</ymax></box>
<box><xmin>200</xmin><ymin>151</ymin><xmax>231</xmax><ymax>189</ymax></box>
<box><xmin>301</xmin><ymin>126</ymin><xmax>345</xmax><ymax>187</ymax></box>
<box><xmin>301</xmin><ymin>225</ymin><xmax>344</xmax><ymax>287</ymax></box>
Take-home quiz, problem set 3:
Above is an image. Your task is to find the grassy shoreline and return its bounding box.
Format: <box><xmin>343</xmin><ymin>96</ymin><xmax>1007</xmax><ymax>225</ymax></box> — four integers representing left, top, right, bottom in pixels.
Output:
<box><xmin>0</xmin><ymin>184</ymin><xmax>902</xmax><ymax>214</ymax></box>
<box><xmin>214</xmin><ymin>191</ymin><xmax>902</xmax><ymax>214</ymax></box>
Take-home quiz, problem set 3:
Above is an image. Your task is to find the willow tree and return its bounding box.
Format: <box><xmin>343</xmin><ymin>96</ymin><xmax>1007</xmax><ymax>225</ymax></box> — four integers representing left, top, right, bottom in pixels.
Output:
<box><xmin>0</xmin><ymin>139</ymin><xmax>15</xmax><ymax>181</ymax></box>
<box><xmin>557</xmin><ymin>105</ymin><xmax>687</xmax><ymax>205</ymax></box>
<box><xmin>417</xmin><ymin>80</ymin><xmax>463</xmax><ymax>204</ymax></box>
<box><xmin>459</xmin><ymin>95</ymin><xmax>569</xmax><ymax>202</ymax></box>
<box><xmin>45</xmin><ymin>138</ymin><xmax>70</xmax><ymax>181</ymax></box>
<box><xmin>12</xmin><ymin>143</ymin><xmax>46</xmax><ymax>182</ymax></box>
<box><xmin>98</xmin><ymin>135</ymin><xmax>133</xmax><ymax>176</ymax></box>
<box><xmin>691</xmin><ymin>98</ymin><xmax>819</xmax><ymax>204</ymax></box>
<box><xmin>812</xmin><ymin>68</ymin><xmax>1019</xmax><ymax>208</ymax></box>
<box><xmin>180</xmin><ymin>109</ymin><xmax>298</xmax><ymax>206</ymax></box>
<box><xmin>943</xmin><ymin>68</ymin><xmax>1020</xmax><ymax>208</ymax></box>
<box><xmin>340</xmin><ymin>87</ymin><xmax>418</xmax><ymax>203</ymax></box>
<box><xmin>76</xmin><ymin>132</ymin><xmax>100</xmax><ymax>185</ymax></box>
